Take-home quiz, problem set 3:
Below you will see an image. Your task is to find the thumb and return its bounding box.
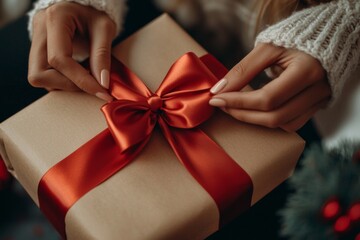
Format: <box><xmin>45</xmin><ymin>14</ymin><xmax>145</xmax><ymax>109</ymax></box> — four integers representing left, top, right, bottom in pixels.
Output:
<box><xmin>210</xmin><ymin>43</ymin><xmax>280</xmax><ymax>94</ymax></box>
<box><xmin>89</xmin><ymin>17</ymin><xmax>116</xmax><ymax>89</ymax></box>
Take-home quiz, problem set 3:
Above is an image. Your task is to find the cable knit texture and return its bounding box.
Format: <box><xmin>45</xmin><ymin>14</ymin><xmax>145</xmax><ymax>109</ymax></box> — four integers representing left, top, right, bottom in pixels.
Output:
<box><xmin>28</xmin><ymin>0</ymin><xmax>127</xmax><ymax>38</ymax></box>
<box><xmin>255</xmin><ymin>0</ymin><xmax>360</xmax><ymax>104</ymax></box>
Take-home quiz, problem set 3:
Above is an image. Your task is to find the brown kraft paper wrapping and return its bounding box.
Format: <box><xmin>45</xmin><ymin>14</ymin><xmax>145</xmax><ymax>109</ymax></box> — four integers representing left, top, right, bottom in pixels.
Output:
<box><xmin>0</xmin><ymin>14</ymin><xmax>305</xmax><ymax>240</ymax></box>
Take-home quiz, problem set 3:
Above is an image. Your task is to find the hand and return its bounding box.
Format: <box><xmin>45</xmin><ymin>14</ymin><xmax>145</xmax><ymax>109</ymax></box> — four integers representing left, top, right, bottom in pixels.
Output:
<box><xmin>28</xmin><ymin>2</ymin><xmax>115</xmax><ymax>102</ymax></box>
<box><xmin>209</xmin><ymin>43</ymin><xmax>331</xmax><ymax>132</ymax></box>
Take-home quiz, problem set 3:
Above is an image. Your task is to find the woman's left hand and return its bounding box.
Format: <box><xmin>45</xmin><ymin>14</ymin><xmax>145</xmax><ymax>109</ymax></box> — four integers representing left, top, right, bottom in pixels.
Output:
<box><xmin>209</xmin><ymin>43</ymin><xmax>331</xmax><ymax>132</ymax></box>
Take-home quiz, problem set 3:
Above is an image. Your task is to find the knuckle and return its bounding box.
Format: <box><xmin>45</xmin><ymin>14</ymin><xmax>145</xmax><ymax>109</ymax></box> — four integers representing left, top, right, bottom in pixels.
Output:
<box><xmin>232</xmin><ymin>61</ymin><xmax>246</xmax><ymax>77</ymax></box>
<box><xmin>48</xmin><ymin>55</ymin><xmax>64</xmax><ymax>69</ymax></box>
<box><xmin>265</xmin><ymin>115</ymin><xmax>282</xmax><ymax>128</ymax></box>
<box><xmin>281</xmin><ymin>125</ymin><xmax>296</xmax><ymax>132</ymax></box>
<box><xmin>259</xmin><ymin>91</ymin><xmax>279</xmax><ymax>111</ymax></box>
<box><xmin>28</xmin><ymin>73</ymin><xmax>43</xmax><ymax>87</ymax></box>
<box><xmin>94</xmin><ymin>46</ymin><xmax>111</xmax><ymax>58</ymax></box>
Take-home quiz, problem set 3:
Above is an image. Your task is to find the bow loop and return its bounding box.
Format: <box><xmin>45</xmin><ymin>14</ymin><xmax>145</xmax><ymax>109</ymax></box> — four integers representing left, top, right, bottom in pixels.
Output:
<box><xmin>156</xmin><ymin>52</ymin><xmax>219</xmax><ymax>128</ymax></box>
<box><xmin>156</xmin><ymin>52</ymin><xmax>218</xmax><ymax>95</ymax></box>
<box><xmin>109</xmin><ymin>57</ymin><xmax>153</xmax><ymax>101</ymax></box>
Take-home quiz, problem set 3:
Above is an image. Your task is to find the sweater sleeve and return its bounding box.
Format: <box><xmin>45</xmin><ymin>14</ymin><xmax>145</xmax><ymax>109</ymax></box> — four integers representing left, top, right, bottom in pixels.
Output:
<box><xmin>28</xmin><ymin>0</ymin><xmax>127</xmax><ymax>38</ymax></box>
<box><xmin>255</xmin><ymin>0</ymin><xmax>360</xmax><ymax>104</ymax></box>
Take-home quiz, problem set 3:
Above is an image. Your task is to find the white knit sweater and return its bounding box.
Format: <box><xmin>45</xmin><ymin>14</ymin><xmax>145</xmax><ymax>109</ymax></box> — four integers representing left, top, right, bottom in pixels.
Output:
<box><xmin>255</xmin><ymin>0</ymin><xmax>360</xmax><ymax>102</ymax></box>
<box><xmin>28</xmin><ymin>0</ymin><xmax>127</xmax><ymax>37</ymax></box>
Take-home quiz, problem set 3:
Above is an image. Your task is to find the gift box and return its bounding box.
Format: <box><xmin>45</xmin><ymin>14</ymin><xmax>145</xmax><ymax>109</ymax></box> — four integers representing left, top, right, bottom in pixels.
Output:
<box><xmin>0</xmin><ymin>14</ymin><xmax>304</xmax><ymax>240</ymax></box>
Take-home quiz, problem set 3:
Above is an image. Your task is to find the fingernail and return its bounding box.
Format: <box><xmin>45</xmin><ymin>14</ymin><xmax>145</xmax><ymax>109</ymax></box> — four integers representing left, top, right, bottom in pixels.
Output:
<box><xmin>100</xmin><ymin>69</ymin><xmax>110</xmax><ymax>89</ymax></box>
<box><xmin>210</xmin><ymin>78</ymin><xmax>227</xmax><ymax>94</ymax></box>
<box><xmin>95</xmin><ymin>92</ymin><xmax>113</xmax><ymax>102</ymax></box>
<box><xmin>209</xmin><ymin>98</ymin><xmax>226</xmax><ymax>107</ymax></box>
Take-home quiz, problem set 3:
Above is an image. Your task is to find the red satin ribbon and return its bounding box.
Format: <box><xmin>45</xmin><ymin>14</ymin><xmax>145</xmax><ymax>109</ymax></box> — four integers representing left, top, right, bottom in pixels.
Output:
<box><xmin>38</xmin><ymin>53</ymin><xmax>253</xmax><ymax>238</ymax></box>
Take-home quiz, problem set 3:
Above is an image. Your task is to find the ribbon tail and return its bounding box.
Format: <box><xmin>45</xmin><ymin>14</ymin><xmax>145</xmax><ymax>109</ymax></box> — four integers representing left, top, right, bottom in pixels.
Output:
<box><xmin>158</xmin><ymin>118</ymin><xmax>253</xmax><ymax>226</ymax></box>
<box><xmin>38</xmin><ymin>129</ymin><xmax>150</xmax><ymax>238</ymax></box>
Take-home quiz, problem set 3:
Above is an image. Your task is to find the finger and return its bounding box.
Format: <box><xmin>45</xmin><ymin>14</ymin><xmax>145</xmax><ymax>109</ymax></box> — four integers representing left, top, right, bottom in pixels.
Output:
<box><xmin>30</xmin><ymin>69</ymin><xmax>80</xmax><ymax>91</ymax></box>
<box><xmin>280</xmin><ymin>99</ymin><xmax>329</xmax><ymax>132</ymax></box>
<box><xmin>88</xmin><ymin>16</ymin><xmax>115</xmax><ymax>89</ymax></box>
<box><xmin>211</xmin><ymin>64</ymin><xmax>325</xmax><ymax>111</ymax></box>
<box><xmin>28</xmin><ymin>11</ymin><xmax>78</xmax><ymax>91</ymax></box>
<box><xmin>210</xmin><ymin>43</ymin><xmax>282</xmax><ymax>94</ymax></box>
<box><xmin>45</xmin><ymin>7</ymin><xmax>112</xmax><ymax>101</ymax></box>
<box><xmin>28</xmin><ymin>11</ymin><xmax>48</xmax><ymax>87</ymax></box>
<box><xmin>221</xmin><ymin>81</ymin><xmax>331</xmax><ymax>128</ymax></box>
<box><xmin>28</xmin><ymin>11</ymin><xmax>48</xmax><ymax>71</ymax></box>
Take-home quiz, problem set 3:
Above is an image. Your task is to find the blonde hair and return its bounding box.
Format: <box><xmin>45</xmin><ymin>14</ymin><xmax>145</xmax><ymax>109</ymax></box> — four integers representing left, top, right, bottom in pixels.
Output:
<box><xmin>253</xmin><ymin>0</ymin><xmax>333</xmax><ymax>35</ymax></box>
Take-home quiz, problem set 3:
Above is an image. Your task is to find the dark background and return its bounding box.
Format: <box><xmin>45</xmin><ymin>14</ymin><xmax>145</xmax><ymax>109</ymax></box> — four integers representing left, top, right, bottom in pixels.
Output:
<box><xmin>0</xmin><ymin>1</ymin><xmax>321</xmax><ymax>239</ymax></box>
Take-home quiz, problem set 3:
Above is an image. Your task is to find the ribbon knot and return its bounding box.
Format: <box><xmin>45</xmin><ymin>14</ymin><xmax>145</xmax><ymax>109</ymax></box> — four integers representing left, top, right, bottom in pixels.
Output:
<box><xmin>147</xmin><ymin>95</ymin><xmax>162</xmax><ymax>112</ymax></box>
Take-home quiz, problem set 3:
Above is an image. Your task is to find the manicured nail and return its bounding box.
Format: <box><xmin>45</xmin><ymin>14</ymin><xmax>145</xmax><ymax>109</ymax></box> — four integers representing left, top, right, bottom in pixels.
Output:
<box><xmin>209</xmin><ymin>98</ymin><xmax>226</xmax><ymax>107</ymax></box>
<box><xmin>95</xmin><ymin>92</ymin><xmax>113</xmax><ymax>102</ymax></box>
<box><xmin>210</xmin><ymin>78</ymin><xmax>227</xmax><ymax>94</ymax></box>
<box><xmin>100</xmin><ymin>69</ymin><xmax>110</xmax><ymax>89</ymax></box>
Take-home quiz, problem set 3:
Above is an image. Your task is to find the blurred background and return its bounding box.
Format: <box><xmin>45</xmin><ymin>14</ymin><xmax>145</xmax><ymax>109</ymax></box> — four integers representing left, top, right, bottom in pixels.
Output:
<box><xmin>0</xmin><ymin>1</ymin><xmax>322</xmax><ymax>239</ymax></box>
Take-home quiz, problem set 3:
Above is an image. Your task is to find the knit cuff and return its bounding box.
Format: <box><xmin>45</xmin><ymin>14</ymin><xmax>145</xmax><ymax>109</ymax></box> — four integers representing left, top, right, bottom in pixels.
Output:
<box><xmin>255</xmin><ymin>0</ymin><xmax>360</xmax><ymax>105</ymax></box>
<box><xmin>28</xmin><ymin>0</ymin><xmax>127</xmax><ymax>39</ymax></box>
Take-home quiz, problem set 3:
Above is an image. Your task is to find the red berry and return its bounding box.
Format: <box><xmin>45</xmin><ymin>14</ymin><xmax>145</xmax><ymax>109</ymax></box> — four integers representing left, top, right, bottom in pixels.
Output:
<box><xmin>333</xmin><ymin>216</ymin><xmax>351</xmax><ymax>234</ymax></box>
<box><xmin>322</xmin><ymin>198</ymin><xmax>342</xmax><ymax>221</ymax></box>
<box><xmin>349</xmin><ymin>202</ymin><xmax>360</xmax><ymax>223</ymax></box>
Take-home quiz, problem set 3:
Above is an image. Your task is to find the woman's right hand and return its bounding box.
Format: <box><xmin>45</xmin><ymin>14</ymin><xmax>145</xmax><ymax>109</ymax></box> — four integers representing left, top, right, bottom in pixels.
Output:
<box><xmin>28</xmin><ymin>2</ymin><xmax>115</xmax><ymax>102</ymax></box>
<box><xmin>209</xmin><ymin>43</ymin><xmax>330</xmax><ymax>132</ymax></box>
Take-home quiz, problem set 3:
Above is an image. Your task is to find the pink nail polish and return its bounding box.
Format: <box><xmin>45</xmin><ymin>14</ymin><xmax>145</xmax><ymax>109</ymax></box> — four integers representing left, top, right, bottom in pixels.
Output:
<box><xmin>100</xmin><ymin>69</ymin><xmax>110</xmax><ymax>89</ymax></box>
<box><xmin>95</xmin><ymin>92</ymin><xmax>113</xmax><ymax>102</ymax></box>
<box><xmin>210</xmin><ymin>78</ymin><xmax>227</xmax><ymax>94</ymax></box>
<box><xmin>209</xmin><ymin>98</ymin><xmax>226</xmax><ymax>107</ymax></box>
